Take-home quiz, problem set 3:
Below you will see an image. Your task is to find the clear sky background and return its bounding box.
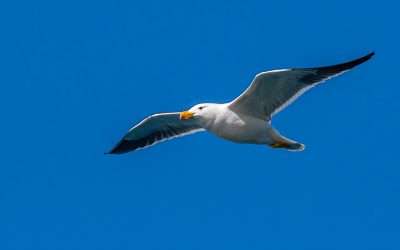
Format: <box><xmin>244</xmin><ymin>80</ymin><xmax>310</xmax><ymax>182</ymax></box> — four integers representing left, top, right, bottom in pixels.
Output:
<box><xmin>1</xmin><ymin>0</ymin><xmax>399</xmax><ymax>249</ymax></box>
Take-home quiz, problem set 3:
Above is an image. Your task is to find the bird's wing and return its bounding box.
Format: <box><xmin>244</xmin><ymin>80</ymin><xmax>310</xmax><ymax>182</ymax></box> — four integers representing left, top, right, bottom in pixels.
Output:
<box><xmin>229</xmin><ymin>52</ymin><xmax>374</xmax><ymax>121</ymax></box>
<box><xmin>108</xmin><ymin>112</ymin><xmax>205</xmax><ymax>154</ymax></box>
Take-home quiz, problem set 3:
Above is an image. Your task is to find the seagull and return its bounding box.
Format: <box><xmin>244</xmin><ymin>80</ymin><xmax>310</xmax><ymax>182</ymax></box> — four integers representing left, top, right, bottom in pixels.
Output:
<box><xmin>107</xmin><ymin>52</ymin><xmax>374</xmax><ymax>154</ymax></box>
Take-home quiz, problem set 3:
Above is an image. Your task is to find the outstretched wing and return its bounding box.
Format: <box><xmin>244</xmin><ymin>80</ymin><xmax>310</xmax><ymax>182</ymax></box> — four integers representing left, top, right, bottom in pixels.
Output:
<box><xmin>107</xmin><ymin>112</ymin><xmax>205</xmax><ymax>154</ymax></box>
<box><xmin>229</xmin><ymin>52</ymin><xmax>374</xmax><ymax>120</ymax></box>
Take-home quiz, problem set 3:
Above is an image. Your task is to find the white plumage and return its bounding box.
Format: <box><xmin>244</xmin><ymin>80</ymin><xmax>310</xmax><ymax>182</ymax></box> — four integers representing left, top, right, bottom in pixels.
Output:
<box><xmin>108</xmin><ymin>52</ymin><xmax>374</xmax><ymax>154</ymax></box>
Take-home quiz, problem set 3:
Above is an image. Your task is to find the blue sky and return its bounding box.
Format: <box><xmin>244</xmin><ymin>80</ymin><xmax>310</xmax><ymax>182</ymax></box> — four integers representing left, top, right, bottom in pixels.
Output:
<box><xmin>1</xmin><ymin>0</ymin><xmax>399</xmax><ymax>249</ymax></box>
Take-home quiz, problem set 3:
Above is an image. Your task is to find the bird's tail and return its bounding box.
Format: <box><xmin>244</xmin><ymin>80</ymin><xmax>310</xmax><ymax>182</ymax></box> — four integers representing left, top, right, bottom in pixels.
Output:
<box><xmin>268</xmin><ymin>126</ymin><xmax>305</xmax><ymax>151</ymax></box>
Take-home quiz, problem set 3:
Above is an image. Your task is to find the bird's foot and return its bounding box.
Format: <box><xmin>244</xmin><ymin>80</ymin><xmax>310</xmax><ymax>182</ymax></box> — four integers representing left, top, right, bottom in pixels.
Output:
<box><xmin>269</xmin><ymin>142</ymin><xmax>290</xmax><ymax>149</ymax></box>
<box><xmin>269</xmin><ymin>141</ymin><xmax>305</xmax><ymax>151</ymax></box>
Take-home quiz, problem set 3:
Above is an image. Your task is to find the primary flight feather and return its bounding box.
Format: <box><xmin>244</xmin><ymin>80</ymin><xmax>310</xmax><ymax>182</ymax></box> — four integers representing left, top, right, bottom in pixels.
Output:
<box><xmin>108</xmin><ymin>52</ymin><xmax>374</xmax><ymax>154</ymax></box>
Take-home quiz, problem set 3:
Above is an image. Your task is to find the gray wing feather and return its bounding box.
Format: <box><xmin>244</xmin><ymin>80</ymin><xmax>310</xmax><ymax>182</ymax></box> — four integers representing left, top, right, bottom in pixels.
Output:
<box><xmin>108</xmin><ymin>112</ymin><xmax>204</xmax><ymax>154</ymax></box>
<box><xmin>229</xmin><ymin>52</ymin><xmax>374</xmax><ymax>120</ymax></box>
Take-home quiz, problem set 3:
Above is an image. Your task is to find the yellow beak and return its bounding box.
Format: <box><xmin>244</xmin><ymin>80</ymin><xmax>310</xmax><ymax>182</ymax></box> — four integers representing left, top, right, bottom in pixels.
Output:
<box><xmin>180</xmin><ymin>111</ymin><xmax>194</xmax><ymax>120</ymax></box>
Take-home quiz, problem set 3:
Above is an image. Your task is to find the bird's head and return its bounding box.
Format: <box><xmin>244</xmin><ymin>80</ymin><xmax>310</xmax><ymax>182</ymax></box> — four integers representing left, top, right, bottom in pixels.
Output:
<box><xmin>180</xmin><ymin>103</ymin><xmax>213</xmax><ymax>120</ymax></box>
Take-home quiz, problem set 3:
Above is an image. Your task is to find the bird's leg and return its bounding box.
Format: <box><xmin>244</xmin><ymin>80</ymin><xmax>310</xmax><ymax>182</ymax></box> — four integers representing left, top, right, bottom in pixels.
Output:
<box><xmin>269</xmin><ymin>141</ymin><xmax>291</xmax><ymax>149</ymax></box>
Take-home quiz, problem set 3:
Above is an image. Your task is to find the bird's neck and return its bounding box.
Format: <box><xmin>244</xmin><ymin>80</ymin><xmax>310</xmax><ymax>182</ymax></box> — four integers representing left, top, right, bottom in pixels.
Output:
<box><xmin>197</xmin><ymin>103</ymin><xmax>226</xmax><ymax>128</ymax></box>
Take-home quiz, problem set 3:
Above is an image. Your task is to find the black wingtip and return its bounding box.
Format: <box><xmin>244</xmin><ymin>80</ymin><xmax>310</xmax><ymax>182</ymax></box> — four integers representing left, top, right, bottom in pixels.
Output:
<box><xmin>106</xmin><ymin>139</ymin><xmax>130</xmax><ymax>154</ymax></box>
<box><xmin>358</xmin><ymin>51</ymin><xmax>375</xmax><ymax>64</ymax></box>
<box><xmin>337</xmin><ymin>51</ymin><xmax>375</xmax><ymax>69</ymax></box>
<box><xmin>104</xmin><ymin>146</ymin><xmax>115</xmax><ymax>154</ymax></box>
<box><xmin>349</xmin><ymin>51</ymin><xmax>374</xmax><ymax>65</ymax></box>
<box><xmin>315</xmin><ymin>51</ymin><xmax>375</xmax><ymax>72</ymax></box>
<box><xmin>106</xmin><ymin>148</ymin><xmax>120</xmax><ymax>155</ymax></box>
<box><xmin>105</xmin><ymin>144</ymin><xmax>119</xmax><ymax>155</ymax></box>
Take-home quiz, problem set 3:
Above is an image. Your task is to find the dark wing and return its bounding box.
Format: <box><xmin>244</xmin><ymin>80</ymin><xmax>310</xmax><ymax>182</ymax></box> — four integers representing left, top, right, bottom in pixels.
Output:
<box><xmin>107</xmin><ymin>112</ymin><xmax>205</xmax><ymax>154</ymax></box>
<box><xmin>229</xmin><ymin>52</ymin><xmax>374</xmax><ymax>120</ymax></box>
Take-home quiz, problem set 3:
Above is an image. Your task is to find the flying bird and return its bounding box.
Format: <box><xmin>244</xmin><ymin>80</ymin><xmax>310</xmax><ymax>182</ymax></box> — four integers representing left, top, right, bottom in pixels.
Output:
<box><xmin>108</xmin><ymin>52</ymin><xmax>374</xmax><ymax>154</ymax></box>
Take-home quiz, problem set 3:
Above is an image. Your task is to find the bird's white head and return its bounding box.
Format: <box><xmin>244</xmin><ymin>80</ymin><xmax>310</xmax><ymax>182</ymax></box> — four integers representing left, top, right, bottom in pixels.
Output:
<box><xmin>179</xmin><ymin>103</ymin><xmax>216</xmax><ymax>120</ymax></box>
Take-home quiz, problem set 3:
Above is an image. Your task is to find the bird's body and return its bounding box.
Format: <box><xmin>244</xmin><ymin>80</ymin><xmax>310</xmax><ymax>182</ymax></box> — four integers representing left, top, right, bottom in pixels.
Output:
<box><xmin>195</xmin><ymin>103</ymin><xmax>278</xmax><ymax>145</ymax></box>
<box><xmin>108</xmin><ymin>52</ymin><xmax>374</xmax><ymax>154</ymax></box>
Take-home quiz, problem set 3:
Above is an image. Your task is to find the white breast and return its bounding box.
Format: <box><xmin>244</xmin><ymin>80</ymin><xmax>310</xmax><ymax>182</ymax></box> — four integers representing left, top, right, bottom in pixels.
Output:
<box><xmin>197</xmin><ymin>104</ymin><xmax>272</xmax><ymax>144</ymax></box>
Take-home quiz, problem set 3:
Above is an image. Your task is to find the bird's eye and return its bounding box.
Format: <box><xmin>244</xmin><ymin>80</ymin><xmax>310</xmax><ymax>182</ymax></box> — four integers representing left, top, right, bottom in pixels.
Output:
<box><xmin>199</xmin><ymin>106</ymin><xmax>204</xmax><ymax>110</ymax></box>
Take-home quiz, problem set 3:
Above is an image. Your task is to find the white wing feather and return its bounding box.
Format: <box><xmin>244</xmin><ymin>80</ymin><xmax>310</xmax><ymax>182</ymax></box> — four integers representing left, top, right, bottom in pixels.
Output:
<box><xmin>229</xmin><ymin>52</ymin><xmax>374</xmax><ymax>120</ymax></box>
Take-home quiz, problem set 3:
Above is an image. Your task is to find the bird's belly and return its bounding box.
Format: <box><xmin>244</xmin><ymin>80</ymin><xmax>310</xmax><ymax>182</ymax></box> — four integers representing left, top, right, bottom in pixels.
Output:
<box><xmin>206</xmin><ymin>115</ymin><xmax>270</xmax><ymax>144</ymax></box>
